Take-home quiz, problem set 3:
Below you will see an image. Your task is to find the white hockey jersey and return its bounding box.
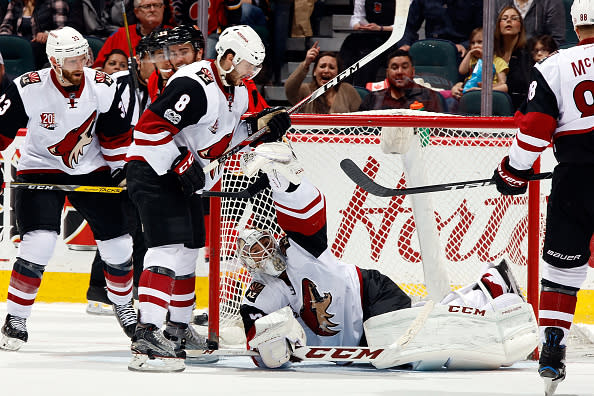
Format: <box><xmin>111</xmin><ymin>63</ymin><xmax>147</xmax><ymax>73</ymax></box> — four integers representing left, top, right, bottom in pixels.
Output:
<box><xmin>510</xmin><ymin>38</ymin><xmax>594</xmax><ymax>169</ymax></box>
<box><xmin>240</xmin><ymin>178</ymin><xmax>365</xmax><ymax>348</ymax></box>
<box><xmin>0</xmin><ymin>68</ymin><xmax>132</xmax><ymax>174</ymax></box>
<box><xmin>126</xmin><ymin>60</ymin><xmax>251</xmax><ymax>190</ymax></box>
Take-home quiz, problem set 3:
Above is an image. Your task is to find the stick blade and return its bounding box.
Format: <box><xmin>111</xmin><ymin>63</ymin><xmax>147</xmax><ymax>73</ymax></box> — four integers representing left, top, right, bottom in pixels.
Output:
<box><xmin>340</xmin><ymin>158</ymin><xmax>401</xmax><ymax>197</ymax></box>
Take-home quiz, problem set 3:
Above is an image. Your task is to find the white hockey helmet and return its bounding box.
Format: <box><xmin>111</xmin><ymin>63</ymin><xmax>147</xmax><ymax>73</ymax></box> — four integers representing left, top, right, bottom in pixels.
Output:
<box><xmin>215</xmin><ymin>25</ymin><xmax>265</xmax><ymax>79</ymax></box>
<box><xmin>571</xmin><ymin>0</ymin><xmax>594</xmax><ymax>28</ymax></box>
<box><xmin>46</xmin><ymin>26</ymin><xmax>89</xmax><ymax>67</ymax></box>
<box><xmin>237</xmin><ymin>228</ymin><xmax>287</xmax><ymax>277</ymax></box>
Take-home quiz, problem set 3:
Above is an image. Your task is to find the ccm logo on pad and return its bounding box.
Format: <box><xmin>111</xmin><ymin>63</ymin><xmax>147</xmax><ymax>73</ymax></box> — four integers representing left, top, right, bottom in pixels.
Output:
<box><xmin>448</xmin><ymin>306</ymin><xmax>486</xmax><ymax>316</ymax></box>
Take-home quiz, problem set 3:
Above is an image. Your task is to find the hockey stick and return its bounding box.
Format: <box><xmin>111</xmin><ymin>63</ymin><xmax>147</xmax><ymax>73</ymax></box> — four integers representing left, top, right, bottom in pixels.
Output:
<box><xmin>340</xmin><ymin>158</ymin><xmax>552</xmax><ymax>197</ymax></box>
<box><xmin>202</xmin><ymin>0</ymin><xmax>411</xmax><ymax>175</ymax></box>
<box><xmin>186</xmin><ymin>301</ymin><xmax>435</xmax><ymax>365</ymax></box>
<box><xmin>201</xmin><ymin>173</ymin><xmax>269</xmax><ymax>199</ymax></box>
<box><xmin>4</xmin><ymin>182</ymin><xmax>124</xmax><ymax>194</ymax></box>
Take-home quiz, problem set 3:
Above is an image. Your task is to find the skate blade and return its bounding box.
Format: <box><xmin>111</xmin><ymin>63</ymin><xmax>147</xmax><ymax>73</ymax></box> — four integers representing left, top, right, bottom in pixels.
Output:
<box><xmin>543</xmin><ymin>377</ymin><xmax>561</xmax><ymax>396</ymax></box>
<box><xmin>185</xmin><ymin>353</ymin><xmax>219</xmax><ymax>364</ymax></box>
<box><xmin>128</xmin><ymin>353</ymin><xmax>185</xmax><ymax>372</ymax></box>
<box><xmin>86</xmin><ymin>302</ymin><xmax>114</xmax><ymax>316</ymax></box>
<box><xmin>0</xmin><ymin>335</ymin><xmax>25</xmax><ymax>351</ymax></box>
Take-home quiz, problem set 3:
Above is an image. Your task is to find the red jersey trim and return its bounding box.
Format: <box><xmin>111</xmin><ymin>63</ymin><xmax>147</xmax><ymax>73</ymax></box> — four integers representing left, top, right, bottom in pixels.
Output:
<box><xmin>16</xmin><ymin>166</ymin><xmax>110</xmax><ymax>175</ymax></box>
<box><xmin>50</xmin><ymin>69</ymin><xmax>86</xmax><ymax>99</ymax></box>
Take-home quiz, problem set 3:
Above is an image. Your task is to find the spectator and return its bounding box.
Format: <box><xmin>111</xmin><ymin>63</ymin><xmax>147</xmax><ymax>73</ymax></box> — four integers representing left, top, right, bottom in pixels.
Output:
<box><xmin>92</xmin><ymin>0</ymin><xmax>172</xmax><ymax>69</ymax></box>
<box><xmin>292</xmin><ymin>0</ymin><xmax>314</xmax><ymax>37</ymax></box>
<box><xmin>338</xmin><ymin>0</ymin><xmax>397</xmax><ymax>87</ymax></box>
<box><xmin>241</xmin><ymin>0</ymin><xmax>270</xmax><ymax>38</ymax></box>
<box><xmin>494</xmin><ymin>6</ymin><xmax>531</xmax><ymax>110</ymax></box>
<box><xmin>494</xmin><ymin>0</ymin><xmax>565</xmax><ymax>47</ymax></box>
<box><xmin>451</xmin><ymin>27</ymin><xmax>509</xmax><ymax>100</ymax></box>
<box><xmin>399</xmin><ymin>0</ymin><xmax>484</xmax><ymax>58</ymax></box>
<box><xmin>0</xmin><ymin>0</ymin><xmax>69</xmax><ymax>69</ymax></box>
<box><xmin>171</xmin><ymin>0</ymin><xmax>241</xmax><ymax>60</ymax></box>
<box><xmin>359</xmin><ymin>49</ymin><xmax>444</xmax><ymax>112</ymax></box>
<box><xmin>285</xmin><ymin>42</ymin><xmax>361</xmax><ymax>113</ymax></box>
<box><xmin>102</xmin><ymin>48</ymin><xmax>129</xmax><ymax>74</ymax></box>
<box><xmin>528</xmin><ymin>34</ymin><xmax>558</xmax><ymax>64</ymax></box>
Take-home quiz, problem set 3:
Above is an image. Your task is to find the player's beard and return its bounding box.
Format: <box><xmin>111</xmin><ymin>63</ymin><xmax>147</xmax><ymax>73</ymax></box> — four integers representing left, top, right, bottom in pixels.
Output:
<box><xmin>61</xmin><ymin>68</ymin><xmax>84</xmax><ymax>86</ymax></box>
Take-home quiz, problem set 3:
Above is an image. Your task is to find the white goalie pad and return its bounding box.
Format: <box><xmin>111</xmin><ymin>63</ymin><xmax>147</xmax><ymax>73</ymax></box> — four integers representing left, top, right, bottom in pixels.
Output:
<box><xmin>364</xmin><ymin>301</ymin><xmax>539</xmax><ymax>370</ymax></box>
<box><xmin>248</xmin><ymin>306</ymin><xmax>306</xmax><ymax>368</ymax></box>
<box><xmin>380</xmin><ymin>126</ymin><xmax>415</xmax><ymax>154</ymax></box>
<box><xmin>240</xmin><ymin>142</ymin><xmax>304</xmax><ymax>190</ymax></box>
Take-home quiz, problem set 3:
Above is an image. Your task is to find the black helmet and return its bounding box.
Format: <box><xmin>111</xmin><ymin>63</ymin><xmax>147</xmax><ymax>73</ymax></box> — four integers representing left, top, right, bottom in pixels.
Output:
<box><xmin>167</xmin><ymin>25</ymin><xmax>205</xmax><ymax>52</ymax></box>
<box><xmin>145</xmin><ymin>28</ymin><xmax>172</xmax><ymax>53</ymax></box>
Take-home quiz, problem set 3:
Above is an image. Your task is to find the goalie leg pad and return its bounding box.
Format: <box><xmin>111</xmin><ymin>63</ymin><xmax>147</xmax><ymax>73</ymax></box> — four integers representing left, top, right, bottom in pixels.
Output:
<box><xmin>380</xmin><ymin>126</ymin><xmax>415</xmax><ymax>154</ymax></box>
<box><xmin>364</xmin><ymin>302</ymin><xmax>538</xmax><ymax>370</ymax></box>
<box><xmin>248</xmin><ymin>306</ymin><xmax>306</xmax><ymax>369</ymax></box>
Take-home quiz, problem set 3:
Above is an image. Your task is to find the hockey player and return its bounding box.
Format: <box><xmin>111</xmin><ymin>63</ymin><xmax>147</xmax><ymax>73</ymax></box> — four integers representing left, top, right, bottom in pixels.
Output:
<box><xmin>236</xmin><ymin>142</ymin><xmax>539</xmax><ymax>370</ymax></box>
<box><xmin>0</xmin><ymin>27</ymin><xmax>137</xmax><ymax>350</ymax></box>
<box><xmin>125</xmin><ymin>25</ymin><xmax>291</xmax><ymax>372</ymax></box>
<box><xmin>492</xmin><ymin>1</ymin><xmax>594</xmax><ymax>394</ymax></box>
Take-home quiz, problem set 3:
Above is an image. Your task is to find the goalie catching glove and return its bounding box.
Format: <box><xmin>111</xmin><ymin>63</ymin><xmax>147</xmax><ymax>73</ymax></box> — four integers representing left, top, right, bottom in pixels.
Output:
<box><xmin>248</xmin><ymin>306</ymin><xmax>306</xmax><ymax>368</ymax></box>
<box><xmin>169</xmin><ymin>147</ymin><xmax>205</xmax><ymax>197</ymax></box>
<box><xmin>493</xmin><ymin>156</ymin><xmax>534</xmax><ymax>196</ymax></box>
<box><xmin>246</xmin><ymin>106</ymin><xmax>291</xmax><ymax>144</ymax></box>
<box><xmin>240</xmin><ymin>142</ymin><xmax>304</xmax><ymax>191</ymax></box>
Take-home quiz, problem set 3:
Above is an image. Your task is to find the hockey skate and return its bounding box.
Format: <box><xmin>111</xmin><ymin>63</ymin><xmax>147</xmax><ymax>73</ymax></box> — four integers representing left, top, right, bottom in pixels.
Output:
<box><xmin>113</xmin><ymin>300</ymin><xmax>137</xmax><ymax>338</ymax></box>
<box><xmin>164</xmin><ymin>320</ymin><xmax>219</xmax><ymax>364</ymax></box>
<box><xmin>129</xmin><ymin>323</ymin><xmax>186</xmax><ymax>372</ymax></box>
<box><xmin>539</xmin><ymin>327</ymin><xmax>566</xmax><ymax>396</ymax></box>
<box><xmin>0</xmin><ymin>314</ymin><xmax>28</xmax><ymax>351</ymax></box>
<box><xmin>86</xmin><ymin>286</ymin><xmax>113</xmax><ymax>316</ymax></box>
<box><xmin>495</xmin><ymin>259</ymin><xmax>524</xmax><ymax>299</ymax></box>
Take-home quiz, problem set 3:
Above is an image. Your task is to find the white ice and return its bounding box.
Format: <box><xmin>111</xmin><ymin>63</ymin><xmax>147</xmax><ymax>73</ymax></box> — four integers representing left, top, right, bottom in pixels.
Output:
<box><xmin>0</xmin><ymin>303</ymin><xmax>593</xmax><ymax>396</ymax></box>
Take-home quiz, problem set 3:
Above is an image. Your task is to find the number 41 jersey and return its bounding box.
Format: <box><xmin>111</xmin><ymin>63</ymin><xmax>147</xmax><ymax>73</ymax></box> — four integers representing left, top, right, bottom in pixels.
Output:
<box><xmin>510</xmin><ymin>38</ymin><xmax>594</xmax><ymax>170</ymax></box>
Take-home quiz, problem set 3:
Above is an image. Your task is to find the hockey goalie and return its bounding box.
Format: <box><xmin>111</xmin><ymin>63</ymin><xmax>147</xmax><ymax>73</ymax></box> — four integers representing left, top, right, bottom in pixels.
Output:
<box><xmin>236</xmin><ymin>142</ymin><xmax>539</xmax><ymax>370</ymax></box>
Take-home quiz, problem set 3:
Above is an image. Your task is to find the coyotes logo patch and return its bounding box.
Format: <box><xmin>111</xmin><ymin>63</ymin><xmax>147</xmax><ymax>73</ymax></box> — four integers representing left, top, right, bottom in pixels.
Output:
<box><xmin>94</xmin><ymin>71</ymin><xmax>114</xmax><ymax>86</ymax></box>
<box><xmin>20</xmin><ymin>72</ymin><xmax>41</xmax><ymax>88</ymax></box>
<box><xmin>196</xmin><ymin>67</ymin><xmax>214</xmax><ymax>85</ymax></box>
<box><xmin>300</xmin><ymin>278</ymin><xmax>339</xmax><ymax>336</ymax></box>
<box><xmin>47</xmin><ymin>111</ymin><xmax>97</xmax><ymax>168</ymax></box>
<box><xmin>245</xmin><ymin>282</ymin><xmax>265</xmax><ymax>303</ymax></box>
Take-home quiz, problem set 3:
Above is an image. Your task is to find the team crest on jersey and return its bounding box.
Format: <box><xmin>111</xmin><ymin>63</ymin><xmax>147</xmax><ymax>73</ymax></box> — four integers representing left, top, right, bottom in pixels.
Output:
<box><xmin>245</xmin><ymin>282</ymin><xmax>265</xmax><ymax>303</ymax></box>
<box><xmin>300</xmin><ymin>278</ymin><xmax>339</xmax><ymax>336</ymax></box>
<box><xmin>47</xmin><ymin>111</ymin><xmax>97</xmax><ymax>168</ymax></box>
<box><xmin>20</xmin><ymin>72</ymin><xmax>41</xmax><ymax>88</ymax></box>
<box><xmin>164</xmin><ymin>109</ymin><xmax>182</xmax><ymax>124</ymax></box>
<box><xmin>196</xmin><ymin>67</ymin><xmax>214</xmax><ymax>85</ymax></box>
<box><xmin>208</xmin><ymin>119</ymin><xmax>219</xmax><ymax>134</ymax></box>
<box><xmin>40</xmin><ymin>112</ymin><xmax>57</xmax><ymax>130</ymax></box>
<box><xmin>94</xmin><ymin>71</ymin><xmax>114</xmax><ymax>86</ymax></box>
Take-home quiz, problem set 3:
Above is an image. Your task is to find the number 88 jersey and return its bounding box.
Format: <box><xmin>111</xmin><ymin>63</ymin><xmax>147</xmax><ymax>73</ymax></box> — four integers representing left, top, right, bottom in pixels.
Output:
<box><xmin>510</xmin><ymin>39</ymin><xmax>594</xmax><ymax>170</ymax></box>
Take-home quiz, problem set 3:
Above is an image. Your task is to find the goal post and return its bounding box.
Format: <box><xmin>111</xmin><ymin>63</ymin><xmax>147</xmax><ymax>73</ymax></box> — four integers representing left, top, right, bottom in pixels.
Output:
<box><xmin>206</xmin><ymin>110</ymin><xmax>584</xmax><ymax>347</ymax></box>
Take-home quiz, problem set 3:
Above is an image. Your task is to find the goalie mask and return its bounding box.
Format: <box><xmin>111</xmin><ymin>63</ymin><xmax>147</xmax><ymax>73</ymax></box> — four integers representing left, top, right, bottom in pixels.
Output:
<box><xmin>237</xmin><ymin>229</ymin><xmax>287</xmax><ymax>277</ymax></box>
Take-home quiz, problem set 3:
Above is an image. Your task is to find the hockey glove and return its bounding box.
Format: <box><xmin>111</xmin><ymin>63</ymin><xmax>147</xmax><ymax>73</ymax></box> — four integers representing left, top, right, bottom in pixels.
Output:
<box><xmin>493</xmin><ymin>156</ymin><xmax>534</xmax><ymax>195</ymax></box>
<box><xmin>169</xmin><ymin>147</ymin><xmax>205</xmax><ymax>197</ymax></box>
<box><xmin>246</xmin><ymin>106</ymin><xmax>291</xmax><ymax>144</ymax></box>
<box><xmin>111</xmin><ymin>166</ymin><xmax>127</xmax><ymax>187</ymax></box>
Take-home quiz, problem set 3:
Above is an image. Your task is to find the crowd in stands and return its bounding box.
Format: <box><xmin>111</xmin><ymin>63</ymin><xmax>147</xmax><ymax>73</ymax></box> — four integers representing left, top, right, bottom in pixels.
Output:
<box><xmin>0</xmin><ymin>0</ymin><xmax>581</xmax><ymax>116</ymax></box>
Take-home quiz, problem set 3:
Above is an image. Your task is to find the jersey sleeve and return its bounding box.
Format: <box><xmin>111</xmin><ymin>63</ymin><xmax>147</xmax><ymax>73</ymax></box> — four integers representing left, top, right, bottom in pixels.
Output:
<box><xmin>95</xmin><ymin>73</ymin><xmax>134</xmax><ymax>171</ymax></box>
<box><xmin>272</xmin><ymin>178</ymin><xmax>328</xmax><ymax>258</ymax></box>
<box><xmin>510</xmin><ymin>66</ymin><xmax>559</xmax><ymax>170</ymax></box>
<box><xmin>132</xmin><ymin>76</ymin><xmax>208</xmax><ymax>175</ymax></box>
<box><xmin>0</xmin><ymin>81</ymin><xmax>28</xmax><ymax>151</ymax></box>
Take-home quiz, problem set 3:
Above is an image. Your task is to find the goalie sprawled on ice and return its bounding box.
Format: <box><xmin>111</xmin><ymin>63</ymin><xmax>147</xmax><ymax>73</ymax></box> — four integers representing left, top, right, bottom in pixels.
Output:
<box><xmin>236</xmin><ymin>142</ymin><xmax>539</xmax><ymax>370</ymax></box>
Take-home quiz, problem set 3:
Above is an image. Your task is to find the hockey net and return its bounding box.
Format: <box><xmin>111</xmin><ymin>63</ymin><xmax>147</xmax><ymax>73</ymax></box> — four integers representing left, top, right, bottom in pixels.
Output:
<box><xmin>207</xmin><ymin>110</ymin><xmax>594</xmax><ymax>348</ymax></box>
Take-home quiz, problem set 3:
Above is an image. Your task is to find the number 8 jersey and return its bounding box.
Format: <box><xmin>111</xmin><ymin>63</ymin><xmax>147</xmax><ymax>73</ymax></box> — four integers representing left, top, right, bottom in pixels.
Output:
<box><xmin>509</xmin><ymin>38</ymin><xmax>594</xmax><ymax>170</ymax></box>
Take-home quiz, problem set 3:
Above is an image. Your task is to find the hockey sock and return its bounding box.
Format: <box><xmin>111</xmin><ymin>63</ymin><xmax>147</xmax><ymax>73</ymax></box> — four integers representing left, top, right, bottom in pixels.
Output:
<box><xmin>168</xmin><ymin>274</ymin><xmax>196</xmax><ymax>324</ymax></box>
<box><xmin>538</xmin><ymin>279</ymin><xmax>578</xmax><ymax>346</ymax></box>
<box><xmin>7</xmin><ymin>258</ymin><xmax>45</xmax><ymax>318</ymax></box>
<box><xmin>103</xmin><ymin>259</ymin><xmax>134</xmax><ymax>305</ymax></box>
<box><xmin>138</xmin><ymin>266</ymin><xmax>175</xmax><ymax>327</ymax></box>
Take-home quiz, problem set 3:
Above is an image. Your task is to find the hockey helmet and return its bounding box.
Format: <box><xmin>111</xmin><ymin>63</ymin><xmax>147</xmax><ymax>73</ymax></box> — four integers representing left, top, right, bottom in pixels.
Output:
<box><xmin>215</xmin><ymin>25</ymin><xmax>265</xmax><ymax>79</ymax></box>
<box><xmin>572</xmin><ymin>0</ymin><xmax>594</xmax><ymax>28</ymax></box>
<box><xmin>46</xmin><ymin>27</ymin><xmax>89</xmax><ymax>67</ymax></box>
<box><xmin>237</xmin><ymin>229</ymin><xmax>287</xmax><ymax>277</ymax></box>
<box><xmin>167</xmin><ymin>25</ymin><xmax>205</xmax><ymax>52</ymax></box>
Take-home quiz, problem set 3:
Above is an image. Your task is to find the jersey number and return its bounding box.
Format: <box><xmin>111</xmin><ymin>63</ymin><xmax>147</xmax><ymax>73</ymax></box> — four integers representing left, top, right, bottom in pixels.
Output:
<box><xmin>573</xmin><ymin>80</ymin><xmax>594</xmax><ymax>118</ymax></box>
<box><xmin>0</xmin><ymin>94</ymin><xmax>11</xmax><ymax>115</ymax></box>
<box><xmin>174</xmin><ymin>94</ymin><xmax>191</xmax><ymax>111</ymax></box>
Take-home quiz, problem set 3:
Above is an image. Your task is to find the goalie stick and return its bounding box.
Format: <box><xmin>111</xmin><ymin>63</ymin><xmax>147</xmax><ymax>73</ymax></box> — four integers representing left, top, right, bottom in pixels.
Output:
<box><xmin>4</xmin><ymin>182</ymin><xmax>124</xmax><ymax>194</ymax></box>
<box><xmin>186</xmin><ymin>301</ymin><xmax>435</xmax><ymax>365</ymax></box>
<box><xmin>340</xmin><ymin>158</ymin><xmax>552</xmax><ymax>197</ymax></box>
<box><xmin>201</xmin><ymin>0</ymin><xmax>411</xmax><ymax>175</ymax></box>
